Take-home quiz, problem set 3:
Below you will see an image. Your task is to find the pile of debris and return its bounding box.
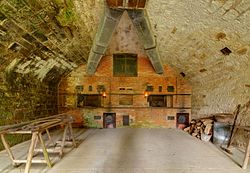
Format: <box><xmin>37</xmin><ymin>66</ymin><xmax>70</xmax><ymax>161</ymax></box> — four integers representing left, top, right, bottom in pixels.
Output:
<box><xmin>184</xmin><ymin>118</ymin><xmax>214</xmax><ymax>141</ymax></box>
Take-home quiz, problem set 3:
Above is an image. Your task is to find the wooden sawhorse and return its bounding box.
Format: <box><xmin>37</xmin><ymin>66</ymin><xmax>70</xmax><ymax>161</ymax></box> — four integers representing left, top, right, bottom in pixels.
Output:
<box><xmin>0</xmin><ymin>114</ymin><xmax>76</xmax><ymax>173</ymax></box>
<box><xmin>241</xmin><ymin>126</ymin><xmax>250</xmax><ymax>169</ymax></box>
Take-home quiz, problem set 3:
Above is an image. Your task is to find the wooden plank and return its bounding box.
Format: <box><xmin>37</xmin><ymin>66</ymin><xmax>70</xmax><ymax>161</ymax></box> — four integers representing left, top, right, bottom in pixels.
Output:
<box><xmin>38</xmin><ymin>133</ymin><xmax>52</xmax><ymax>168</ymax></box>
<box><xmin>8</xmin><ymin>131</ymin><xmax>32</xmax><ymax>134</ymax></box>
<box><xmin>242</xmin><ymin>137</ymin><xmax>250</xmax><ymax>169</ymax></box>
<box><xmin>14</xmin><ymin>160</ymin><xmax>47</xmax><ymax>164</ymax></box>
<box><xmin>0</xmin><ymin>113</ymin><xmax>76</xmax><ymax>172</ymax></box>
<box><xmin>0</xmin><ymin>134</ymin><xmax>17</xmax><ymax>166</ymax></box>
<box><xmin>34</xmin><ymin>148</ymin><xmax>60</xmax><ymax>153</ymax></box>
<box><xmin>24</xmin><ymin>132</ymin><xmax>38</xmax><ymax>173</ymax></box>
<box><xmin>56</xmin><ymin>141</ymin><xmax>74</xmax><ymax>146</ymax></box>
<box><xmin>0</xmin><ymin>113</ymin><xmax>72</xmax><ymax>134</ymax></box>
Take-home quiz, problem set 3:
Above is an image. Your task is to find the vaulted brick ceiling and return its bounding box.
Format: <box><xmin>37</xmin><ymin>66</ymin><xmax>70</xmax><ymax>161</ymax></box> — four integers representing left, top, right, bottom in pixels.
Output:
<box><xmin>0</xmin><ymin>0</ymin><xmax>249</xmax><ymax>115</ymax></box>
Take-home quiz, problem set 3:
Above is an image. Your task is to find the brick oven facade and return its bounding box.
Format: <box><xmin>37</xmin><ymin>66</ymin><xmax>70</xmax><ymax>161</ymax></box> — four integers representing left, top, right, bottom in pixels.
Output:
<box><xmin>58</xmin><ymin>11</ymin><xmax>191</xmax><ymax>128</ymax></box>
<box><xmin>58</xmin><ymin>55</ymin><xmax>191</xmax><ymax>128</ymax></box>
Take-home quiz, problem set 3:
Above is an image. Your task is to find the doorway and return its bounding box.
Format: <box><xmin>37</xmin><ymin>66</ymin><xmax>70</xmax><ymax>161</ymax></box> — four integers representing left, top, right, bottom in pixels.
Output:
<box><xmin>103</xmin><ymin>113</ymin><xmax>116</xmax><ymax>128</ymax></box>
<box><xmin>176</xmin><ymin>113</ymin><xmax>189</xmax><ymax>129</ymax></box>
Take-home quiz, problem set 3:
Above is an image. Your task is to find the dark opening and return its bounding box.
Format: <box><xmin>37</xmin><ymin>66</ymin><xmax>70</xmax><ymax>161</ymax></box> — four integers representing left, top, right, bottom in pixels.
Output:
<box><xmin>199</xmin><ymin>68</ymin><xmax>207</xmax><ymax>73</ymax></box>
<box><xmin>94</xmin><ymin>116</ymin><xmax>102</xmax><ymax>120</ymax></box>
<box><xmin>76</xmin><ymin>85</ymin><xmax>83</xmax><ymax>93</ymax></box>
<box><xmin>123</xmin><ymin>115</ymin><xmax>130</xmax><ymax>126</ymax></box>
<box><xmin>221</xmin><ymin>47</ymin><xmax>232</xmax><ymax>55</ymax></box>
<box><xmin>89</xmin><ymin>85</ymin><xmax>93</xmax><ymax>91</ymax></box>
<box><xmin>113</xmin><ymin>53</ymin><xmax>137</xmax><ymax>77</ymax></box>
<box><xmin>0</xmin><ymin>12</ymin><xmax>6</xmax><ymax>21</ymax></box>
<box><xmin>176</xmin><ymin>113</ymin><xmax>189</xmax><ymax>129</ymax></box>
<box><xmin>103</xmin><ymin>113</ymin><xmax>116</xmax><ymax>128</ymax></box>
<box><xmin>159</xmin><ymin>86</ymin><xmax>162</xmax><ymax>92</ymax></box>
<box><xmin>148</xmin><ymin>95</ymin><xmax>165</xmax><ymax>107</ymax></box>
<box><xmin>77</xmin><ymin>94</ymin><xmax>101</xmax><ymax>107</ymax></box>
<box><xmin>119</xmin><ymin>87</ymin><xmax>126</xmax><ymax>91</ymax></box>
<box><xmin>167</xmin><ymin>86</ymin><xmax>175</xmax><ymax>92</ymax></box>
<box><xmin>146</xmin><ymin>85</ymin><xmax>154</xmax><ymax>92</ymax></box>
<box><xmin>180</xmin><ymin>72</ymin><xmax>186</xmax><ymax>77</ymax></box>
<box><xmin>22</xmin><ymin>33</ymin><xmax>36</xmax><ymax>43</ymax></box>
<box><xmin>33</xmin><ymin>30</ymin><xmax>48</xmax><ymax>42</ymax></box>
<box><xmin>168</xmin><ymin>116</ymin><xmax>175</xmax><ymax>120</ymax></box>
<box><xmin>9</xmin><ymin>43</ymin><xmax>21</xmax><ymax>52</ymax></box>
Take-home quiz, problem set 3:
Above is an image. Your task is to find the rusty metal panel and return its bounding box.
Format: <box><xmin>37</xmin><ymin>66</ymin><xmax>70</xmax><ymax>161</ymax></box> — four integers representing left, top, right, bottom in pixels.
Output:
<box><xmin>106</xmin><ymin>0</ymin><xmax>117</xmax><ymax>7</ymax></box>
<box><xmin>117</xmin><ymin>0</ymin><xmax>123</xmax><ymax>6</ymax></box>
<box><xmin>128</xmin><ymin>0</ymin><xmax>137</xmax><ymax>7</ymax></box>
<box><xmin>137</xmin><ymin>0</ymin><xmax>146</xmax><ymax>8</ymax></box>
<box><xmin>107</xmin><ymin>0</ymin><xmax>123</xmax><ymax>7</ymax></box>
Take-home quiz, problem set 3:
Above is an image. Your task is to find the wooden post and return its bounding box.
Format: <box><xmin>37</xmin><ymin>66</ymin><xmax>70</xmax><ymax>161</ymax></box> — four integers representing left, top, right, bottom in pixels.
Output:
<box><xmin>242</xmin><ymin>134</ymin><xmax>250</xmax><ymax>169</ymax></box>
<box><xmin>38</xmin><ymin>133</ymin><xmax>52</xmax><ymax>168</ymax></box>
<box><xmin>24</xmin><ymin>132</ymin><xmax>38</xmax><ymax>173</ymax></box>
<box><xmin>0</xmin><ymin>134</ymin><xmax>17</xmax><ymax>166</ymax></box>
<box><xmin>46</xmin><ymin>129</ymin><xmax>55</xmax><ymax>146</ymax></box>
<box><xmin>68</xmin><ymin>123</ymin><xmax>76</xmax><ymax>147</ymax></box>
<box><xmin>227</xmin><ymin>104</ymin><xmax>241</xmax><ymax>149</ymax></box>
<box><xmin>59</xmin><ymin>124</ymin><xmax>69</xmax><ymax>157</ymax></box>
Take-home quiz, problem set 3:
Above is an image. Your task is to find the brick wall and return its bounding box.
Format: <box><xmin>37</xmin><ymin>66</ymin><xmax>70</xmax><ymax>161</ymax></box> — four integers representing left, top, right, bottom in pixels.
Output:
<box><xmin>59</xmin><ymin>55</ymin><xmax>192</xmax><ymax>128</ymax></box>
<box><xmin>58</xmin><ymin>9</ymin><xmax>191</xmax><ymax>128</ymax></box>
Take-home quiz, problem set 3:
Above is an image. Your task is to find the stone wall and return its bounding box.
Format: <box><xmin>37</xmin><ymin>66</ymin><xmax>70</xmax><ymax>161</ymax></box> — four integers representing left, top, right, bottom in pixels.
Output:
<box><xmin>0</xmin><ymin>69</ymin><xmax>58</xmax><ymax>150</ymax></box>
<box><xmin>146</xmin><ymin>0</ymin><xmax>250</xmax><ymax>125</ymax></box>
<box><xmin>0</xmin><ymin>72</ymin><xmax>58</xmax><ymax>126</ymax></box>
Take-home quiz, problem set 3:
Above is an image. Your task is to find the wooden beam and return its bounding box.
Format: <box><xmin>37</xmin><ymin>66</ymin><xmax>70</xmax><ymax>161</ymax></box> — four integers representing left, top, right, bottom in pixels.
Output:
<box><xmin>34</xmin><ymin>148</ymin><xmax>60</xmax><ymax>153</ymax></box>
<box><xmin>242</xmin><ymin>134</ymin><xmax>250</xmax><ymax>169</ymax></box>
<box><xmin>38</xmin><ymin>133</ymin><xmax>52</xmax><ymax>168</ymax></box>
<box><xmin>24</xmin><ymin>132</ymin><xmax>38</xmax><ymax>173</ymax></box>
<box><xmin>0</xmin><ymin>134</ymin><xmax>17</xmax><ymax>166</ymax></box>
<box><xmin>14</xmin><ymin>160</ymin><xmax>47</xmax><ymax>164</ymax></box>
<box><xmin>46</xmin><ymin>129</ymin><xmax>56</xmax><ymax>146</ymax></box>
<box><xmin>68</xmin><ymin>123</ymin><xmax>77</xmax><ymax>147</ymax></box>
<box><xmin>59</xmin><ymin>124</ymin><xmax>69</xmax><ymax>158</ymax></box>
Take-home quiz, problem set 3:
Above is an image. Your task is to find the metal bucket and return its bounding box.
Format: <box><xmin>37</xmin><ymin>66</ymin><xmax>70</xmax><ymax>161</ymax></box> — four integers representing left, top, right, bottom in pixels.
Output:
<box><xmin>213</xmin><ymin>122</ymin><xmax>232</xmax><ymax>146</ymax></box>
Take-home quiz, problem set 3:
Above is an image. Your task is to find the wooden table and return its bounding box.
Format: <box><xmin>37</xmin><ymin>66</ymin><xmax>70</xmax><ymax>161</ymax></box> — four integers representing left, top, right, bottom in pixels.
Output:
<box><xmin>0</xmin><ymin>114</ymin><xmax>76</xmax><ymax>173</ymax></box>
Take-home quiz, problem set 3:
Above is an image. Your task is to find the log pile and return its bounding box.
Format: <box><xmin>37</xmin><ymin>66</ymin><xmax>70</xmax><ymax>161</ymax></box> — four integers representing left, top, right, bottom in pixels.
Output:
<box><xmin>184</xmin><ymin>101</ymin><xmax>250</xmax><ymax>143</ymax></box>
<box><xmin>184</xmin><ymin>118</ymin><xmax>214</xmax><ymax>141</ymax></box>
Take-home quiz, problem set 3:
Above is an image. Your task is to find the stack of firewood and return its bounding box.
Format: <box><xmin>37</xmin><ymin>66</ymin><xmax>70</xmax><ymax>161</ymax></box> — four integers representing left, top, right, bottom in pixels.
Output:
<box><xmin>184</xmin><ymin>118</ymin><xmax>214</xmax><ymax>141</ymax></box>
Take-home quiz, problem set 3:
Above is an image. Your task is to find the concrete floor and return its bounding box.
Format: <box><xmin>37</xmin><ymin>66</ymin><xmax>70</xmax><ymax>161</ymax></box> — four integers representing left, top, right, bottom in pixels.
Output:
<box><xmin>0</xmin><ymin>128</ymin><xmax>249</xmax><ymax>173</ymax></box>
